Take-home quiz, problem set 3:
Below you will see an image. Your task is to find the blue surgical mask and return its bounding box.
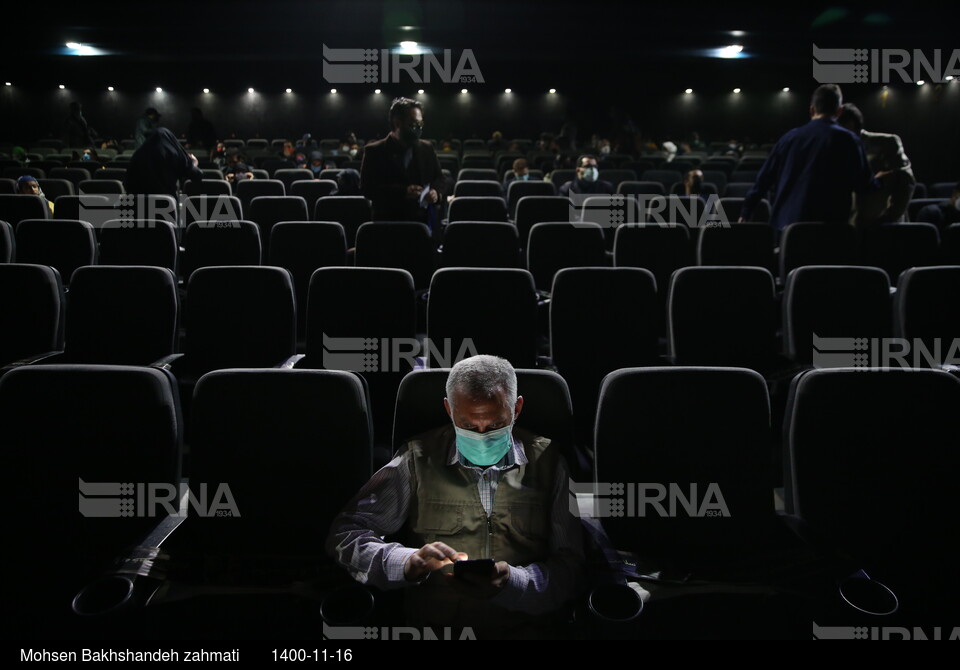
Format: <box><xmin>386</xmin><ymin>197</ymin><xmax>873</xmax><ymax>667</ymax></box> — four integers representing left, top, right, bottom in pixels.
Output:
<box><xmin>581</xmin><ymin>167</ymin><xmax>599</xmax><ymax>182</ymax></box>
<box><xmin>454</xmin><ymin>423</ymin><xmax>513</xmax><ymax>466</ymax></box>
<box><xmin>518</xmin><ymin>173</ymin><xmax>529</xmax><ymax>181</ymax></box>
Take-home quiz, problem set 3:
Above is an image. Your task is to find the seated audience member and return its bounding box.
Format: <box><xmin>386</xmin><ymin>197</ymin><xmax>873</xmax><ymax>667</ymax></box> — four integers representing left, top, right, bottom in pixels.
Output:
<box><xmin>503</xmin><ymin>158</ymin><xmax>531</xmax><ymax>186</ymax></box>
<box><xmin>558</xmin><ymin>154</ymin><xmax>614</xmax><ymax>197</ymax></box>
<box><xmin>916</xmin><ymin>183</ymin><xmax>960</xmax><ymax>228</ymax></box>
<box><xmin>683</xmin><ymin>169</ymin><xmax>706</xmax><ymax>199</ymax></box>
<box><xmin>16</xmin><ymin>175</ymin><xmax>54</xmax><ymax>215</ymax></box>
<box><xmin>279</xmin><ymin>141</ymin><xmax>296</xmax><ymax>161</ymax></box>
<box><xmin>308</xmin><ymin>151</ymin><xmax>324</xmax><ymax>177</ymax></box>
<box><xmin>210</xmin><ymin>141</ymin><xmax>228</xmax><ymax>170</ymax></box>
<box><xmin>327</xmin><ymin>355</ymin><xmax>584</xmax><ymax>639</ymax></box>
<box><xmin>223</xmin><ymin>150</ymin><xmax>254</xmax><ymax>183</ymax></box>
<box><xmin>336</xmin><ymin>168</ymin><xmax>361</xmax><ymax>195</ymax></box>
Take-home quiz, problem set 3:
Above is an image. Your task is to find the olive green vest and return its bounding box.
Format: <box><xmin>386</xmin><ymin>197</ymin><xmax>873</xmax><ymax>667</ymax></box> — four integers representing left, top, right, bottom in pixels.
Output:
<box><xmin>397</xmin><ymin>424</ymin><xmax>558</xmax><ymax>631</ymax></box>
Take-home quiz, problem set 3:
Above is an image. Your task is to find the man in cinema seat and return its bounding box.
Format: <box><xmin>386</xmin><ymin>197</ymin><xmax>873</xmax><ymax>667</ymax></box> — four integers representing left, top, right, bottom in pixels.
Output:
<box><xmin>558</xmin><ymin>154</ymin><xmax>615</xmax><ymax>197</ymax></box>
<box><xmin>327</xmin><ymin>355</ymin><xmax>584</xmax><ymax>639</ymax></box>
<box><xmin>837</xmin><ymin>102</ymin><xmax>915</xmax><ymax>227</ymax></box>
<box><xmin>360</xmin><ymin>97</ymin><xmax>446</xmax><ymax>226</ymax></box>
<box><xmin>741</xmin><ymin>84</ymin><xmax>877</xmax><ymax>230</ymax></box>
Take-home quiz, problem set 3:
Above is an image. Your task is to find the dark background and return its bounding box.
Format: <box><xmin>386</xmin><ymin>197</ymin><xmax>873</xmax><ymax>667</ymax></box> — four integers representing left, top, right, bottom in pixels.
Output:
<box><xmin>2</xmin><ymin>0</ymin><xmax>957</xmax><ymax>181</ymax></box>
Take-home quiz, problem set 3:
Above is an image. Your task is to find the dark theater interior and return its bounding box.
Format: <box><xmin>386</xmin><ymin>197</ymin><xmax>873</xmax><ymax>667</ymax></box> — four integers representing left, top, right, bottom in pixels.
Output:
<box><xmin>2</xmin><ymin>1</ymin><xmax>959</xmax><ymax>651</ymax></box>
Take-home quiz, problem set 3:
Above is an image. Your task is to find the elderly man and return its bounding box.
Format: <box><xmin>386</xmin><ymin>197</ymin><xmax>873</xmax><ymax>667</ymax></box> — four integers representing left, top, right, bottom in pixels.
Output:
<box><xmin>327</xmin><ymin>355</ymin><xmax>583</xmax><ymax>639</ymax></box>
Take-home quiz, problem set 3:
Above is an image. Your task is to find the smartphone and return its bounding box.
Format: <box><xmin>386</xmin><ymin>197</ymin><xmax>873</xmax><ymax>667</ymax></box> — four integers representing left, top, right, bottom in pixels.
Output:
<box><xmin>453</xmin><ymin>558</ymin><xmax>495</xmax><ymax>580</ymax></box>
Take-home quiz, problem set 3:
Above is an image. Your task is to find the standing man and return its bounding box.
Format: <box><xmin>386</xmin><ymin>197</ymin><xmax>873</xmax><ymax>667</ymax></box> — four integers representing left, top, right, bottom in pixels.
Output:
<box><xmin>837</xmin><ymin>103</ymin><xmax>915</xmax><ymax>227</ymax></box>
<box><xmin>742</xmin><ymin>85</ymin><xmax>876</xmax><ymax>230</ymax></box>
<box><xmin>360</xmin><ymin>97</ymin><xmax>445</xmax><ymax>227</ymax></box>
<box><xmin>134</xmin><ymin>108</ymin><xmax>161</xmax><ymax>149</ymax></box>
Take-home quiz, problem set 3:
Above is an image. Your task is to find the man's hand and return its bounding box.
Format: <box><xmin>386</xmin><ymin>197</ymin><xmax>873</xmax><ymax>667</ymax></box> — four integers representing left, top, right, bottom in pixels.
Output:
<box><xmin>452</xmin><ymin>560</ymin><xmax>511</xmax><ymax>598</ymax></box>
<box><xmin>403</xmin><ymin>542</ymin><xmax>465</xmax><ymax>582</ymax></box>
<box><xmin>189</xmin><ymin>153</ymin><xmax>199</xmax><ymax>168</ymax></box>
<box><xmin>426</xmin><ymin>188</ymin><xmax>439</xmax><ymax>205</ymax></box>
<box><xmin>874</xmin><ymin>170</ymin><xmax>893</xmax><ymax>180</ymax></box>
<box><xmin>406</xmin><ymin>184</ymin><xmax>424</xmax><ymax>199</ymax></box>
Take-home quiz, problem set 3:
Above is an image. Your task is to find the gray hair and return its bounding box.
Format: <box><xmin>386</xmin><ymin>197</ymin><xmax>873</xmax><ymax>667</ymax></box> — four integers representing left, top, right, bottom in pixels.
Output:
<box><xmin>445</xmin><ymin>355</ymin><xmax>517</xmax><ymax>409</ymax></box>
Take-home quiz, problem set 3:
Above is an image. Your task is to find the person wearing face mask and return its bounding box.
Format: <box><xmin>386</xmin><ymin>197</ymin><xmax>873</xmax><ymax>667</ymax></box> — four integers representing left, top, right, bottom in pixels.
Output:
<box><xmin>558</xmin><ymin>154</ymin><xmax>614</xmax><ymax>198</ymax></box>
<box><xmin>503</xmin><ymin>157</ymin><xmax>531</xmax><ymax>187</ymax></box>
<box><xmin>308</xmin><ymin>150</ymin><xmax>325</xmax><ymax>177</ymax></box>
<box><xmin>327</xmin><ymin>355</ymin><xmax>584</xmax><ymax>639</ymax></box>
<box><xmin>360</xmin><ymin>97</ymin><xmax>445</xmax><ymax>225</ymax></box>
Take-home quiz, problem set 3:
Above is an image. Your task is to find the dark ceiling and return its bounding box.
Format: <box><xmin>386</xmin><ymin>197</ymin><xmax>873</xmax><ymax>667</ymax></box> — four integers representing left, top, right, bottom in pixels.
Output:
<box><xmin>3</xmin><ymin>1</ymin><xmax>954</xmax><ymax>93</ymax></box>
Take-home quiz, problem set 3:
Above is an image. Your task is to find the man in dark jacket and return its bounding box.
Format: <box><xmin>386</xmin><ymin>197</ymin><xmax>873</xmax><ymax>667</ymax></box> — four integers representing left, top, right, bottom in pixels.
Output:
<box><xmin>63</xmin><ymin>102</ymin><xmax>95</xmax><ymax>148</ymax></box>
<box><xmin>124</xmin><ymin>127</ymin><xmax>203</xmax><ymax>197</ymax></box>
<box><xmin>360</xmin><ymin>97</ymin><xmax>445</xmax><ymax>224</ymax></box>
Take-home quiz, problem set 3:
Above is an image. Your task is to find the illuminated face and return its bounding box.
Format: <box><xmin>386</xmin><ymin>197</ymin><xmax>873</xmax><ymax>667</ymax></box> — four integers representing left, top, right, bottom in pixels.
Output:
<box><xmin>444</xmin><ymin>389</ymin><xmax>522</xmax><ymax>433</ymax></box>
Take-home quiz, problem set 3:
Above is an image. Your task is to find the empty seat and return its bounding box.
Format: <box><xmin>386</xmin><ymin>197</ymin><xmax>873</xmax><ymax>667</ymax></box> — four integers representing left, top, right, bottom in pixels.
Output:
<box><xmin>506</xmin><ymin>180</ymin><xmax>557</xmax><ymax>218</ymax></box>
<box><xmin>461</xmin><ymin>155</ymin><xmax>495</xmax><ymax>170</ymax></box>
<box><xmin>526</xmin><ymin>222</ymin><xmax>607</xmax><ymax>292</ymax></box>
<box><xmin>182</xmin><ymin>195</ymin><xmax>243</xmax><ymax>226</ymax></box>
<box><xmin>440</xmin><ymin>221</ymin><xmax>520</xmax><ymax>268</ymax></box>
<box><xmin>717</xmin><ymin>197</ymin><xmax>770</xmax><ymax>222</ymax></box>
<box><xmin>596</xmin><ymin>367</ymin><xmax>800</xmax><ymax>576</ymax></box>
<box><xmin>668</xmin><ymin>266</ymin><xmax>777</xmax><ymax>368</ymax></box>
<box><xmin>783</xmin><ymin>266</ymin><xmax>892</xmax><ymax>366</ymax></box>
<box><xmin>289</xmin><ymin>179</ymin><xmax>338</xmax><ymax>210</ymax></box>
<box><xmin>236</xmin><ymin>178</ymin><xmax>285</xmax><ymax>212</ymax></box>
<box><xmin>186</xmin><ymin>369</ymin><xmax>371</xmax><ymax>558</ymax></box>
<box><xmin>427</xmin><ymin>268</ymin><xmax>538</xmax><ymax>368</ymax></box>
<box><xmin>729</xmin><ymin>170</ymin><xmax>758</xmax><ymax>183</ymax></box>
<box><xmin>0</xmin><ymin>194</ymin><xmax>50</xmax><ymax>225</ymax></box>
<box><xmin>547</xmin><ymin>169</ymin><xmax>576</xmax><ymax>186</ymax></box>
<box><xmin>78</xmin><ymin>179</ymin><xmax>124</xmax><ymax>195</ymax></box>
<box><xmin>182</xmin><ymin>179</ymin><xmax>232</xmax><ymax>197</ymax></box>
<box><xmin>641</xmin><ymin>169</ymin><xmax>683</xmax><ymax>190</ymax></box>
<box><xmin>642</xmin><ymin>195</ymin><xmax>712</xmax><ymax>227</ymax></box>
<box><xmin>944</xmin><ymin>223</ymin><xmax>960</xmax><ymax>264</ymax></box>
<box><xmin>696</xmin><ymin>222</ymin><xmax>775</xmax><ymax>272</ymax></box>
<box><xmin>182</xmin><ymin>220</ymin><xmax>262</xmax><ymax>279</ymax></box>
<box><xmin>551</xmin><ymin>268</ymin><xmax>659</xmax><ymax>446</ymax></box>
<box><xmin>0</xmin><ymin>364</ymin><xmax>181</xmax><ymax>638</ymax></box>
<box><xmin>3</xmin><ymin>166</ymin><xmax>45</xmax><ymax>179</ymax></box>
<box><xmin>314</xmin><ymin>196</ymin><xmax>372</xmax><ymax>248</ymax></box>
<box><xmin>274</xmin><ymin>168</ymin><xmax>315</xmax><ymax>193</ymax></box>
<box><xmin>248</xmin><ymin>195</ymin><xmax>308</xmax><ymax>257</ymax></box>
<box><xmin>0</xmin><ymin>264</ymin><xmax>64</xmax><ymax>366</ymax></box>
<box><xmin>0</xmin><ymin>178</ymin><xmax>15</xmax><ymax>194</ymax></box>
<box><xmin>48</xmin><ymin>167</ymin><xmax>91</xmax><ymax>188</ymax></box>
<box><xmin>99</xmin><ymin>219</ymin><xmax>178</xmax><ymax>272</ymax></box>
<box><xmin>15</xmin><ymin>219</ymin><xmax>97</xmax><ymax>284</ymax></box>
<box><xmin>269</xmin><ymin>222</ymin><xmax>348</xmax><ymax>342</ymax></box>
<box><xmin>723</xmin><ymin>182</ymin><xmax>755</xmax><ymax>198</ymax></box>
<box><xmin>54</xmin><ymin>194</ymin><xmax>107</xmax><ymax>222</ymax></box>
<box><xmin>778</xmin><ymin>222</ymin><xmax>858</xmax><ymax>283</ymax></box>
<box><xmin>354</xmin><ymin>221</ymin><xmax>435</xmax><ymax>291</ymax></box>
<box><xmin>297</xmin><ymin>267</ymin><xmax>416</xmax><ymax>445</ymax></box>
<box><xmin>0</xmin><ymin>219</ymin><xmax>13</xmax><ymax>261</ymax></box>
<box><xmin>453</xmin><ymin>180</ymin><xmax>504</xmax><ymax>198</ymax></box>
<box><xmin>613</xmin><ymin>223</ymin><xmax>693</xmax><ymax>317</ymax></box>
<box><xmin>784</xmin><ymin>368</ymin><xmax>960</xmax><ymax>604</ymax></box>
<box><xmin>861</xmin><ymin>222</ymin><xmax>940</xmax><ymax>281</ymax></box>
<box><xmin>515</xmin><ymin>196</ymin><xmax>573</xmax><ymax>248</ymax></box>
<box><xmin>41</xmin><ymin>266</ymin><xmax>178</xmax><ymax>365</ymax></box>
<box><xmin>616</xmin><ymin>181</ymin><xmax>665</xmax><ymax>197</ymax></box>
<box><xmin>37</xmin><ymin>178</ymin><xmax>74</xmax><ymax>201</ymax></box>
<box><xmin>894</xmin><ymin>266</ymin><xmax>960</xmax><ymax>367</ymax></box>
<box><xmin>92</xmin><ymin>167</ymin><xmax>127</xmax><ymax>181</ymax></box>
<box><xmin>447</xmin><ymin>196</ymin><xmax>508</xmax><ymax>223</ymax></box>
<box><xmin>597</xmin><ymin>169</ymin><xmax>637</xmax><ymax>190</ymax></box>
<box><xmin>456</xmin><ymin>168</ymin><xmax>498</xmax><ymax>182</ymax></box>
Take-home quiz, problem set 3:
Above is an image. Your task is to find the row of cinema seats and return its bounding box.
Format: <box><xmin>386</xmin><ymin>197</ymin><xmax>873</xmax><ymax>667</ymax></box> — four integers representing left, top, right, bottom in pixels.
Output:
<box><xmin>2</xmin><ymin>363</ymin><xmax>956</xmax><ymax>638</ymax></box>
<box><xmin>3</xmin><ymin>261</ymin><xmax>959</xmax><ymax>451</ymax></box>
